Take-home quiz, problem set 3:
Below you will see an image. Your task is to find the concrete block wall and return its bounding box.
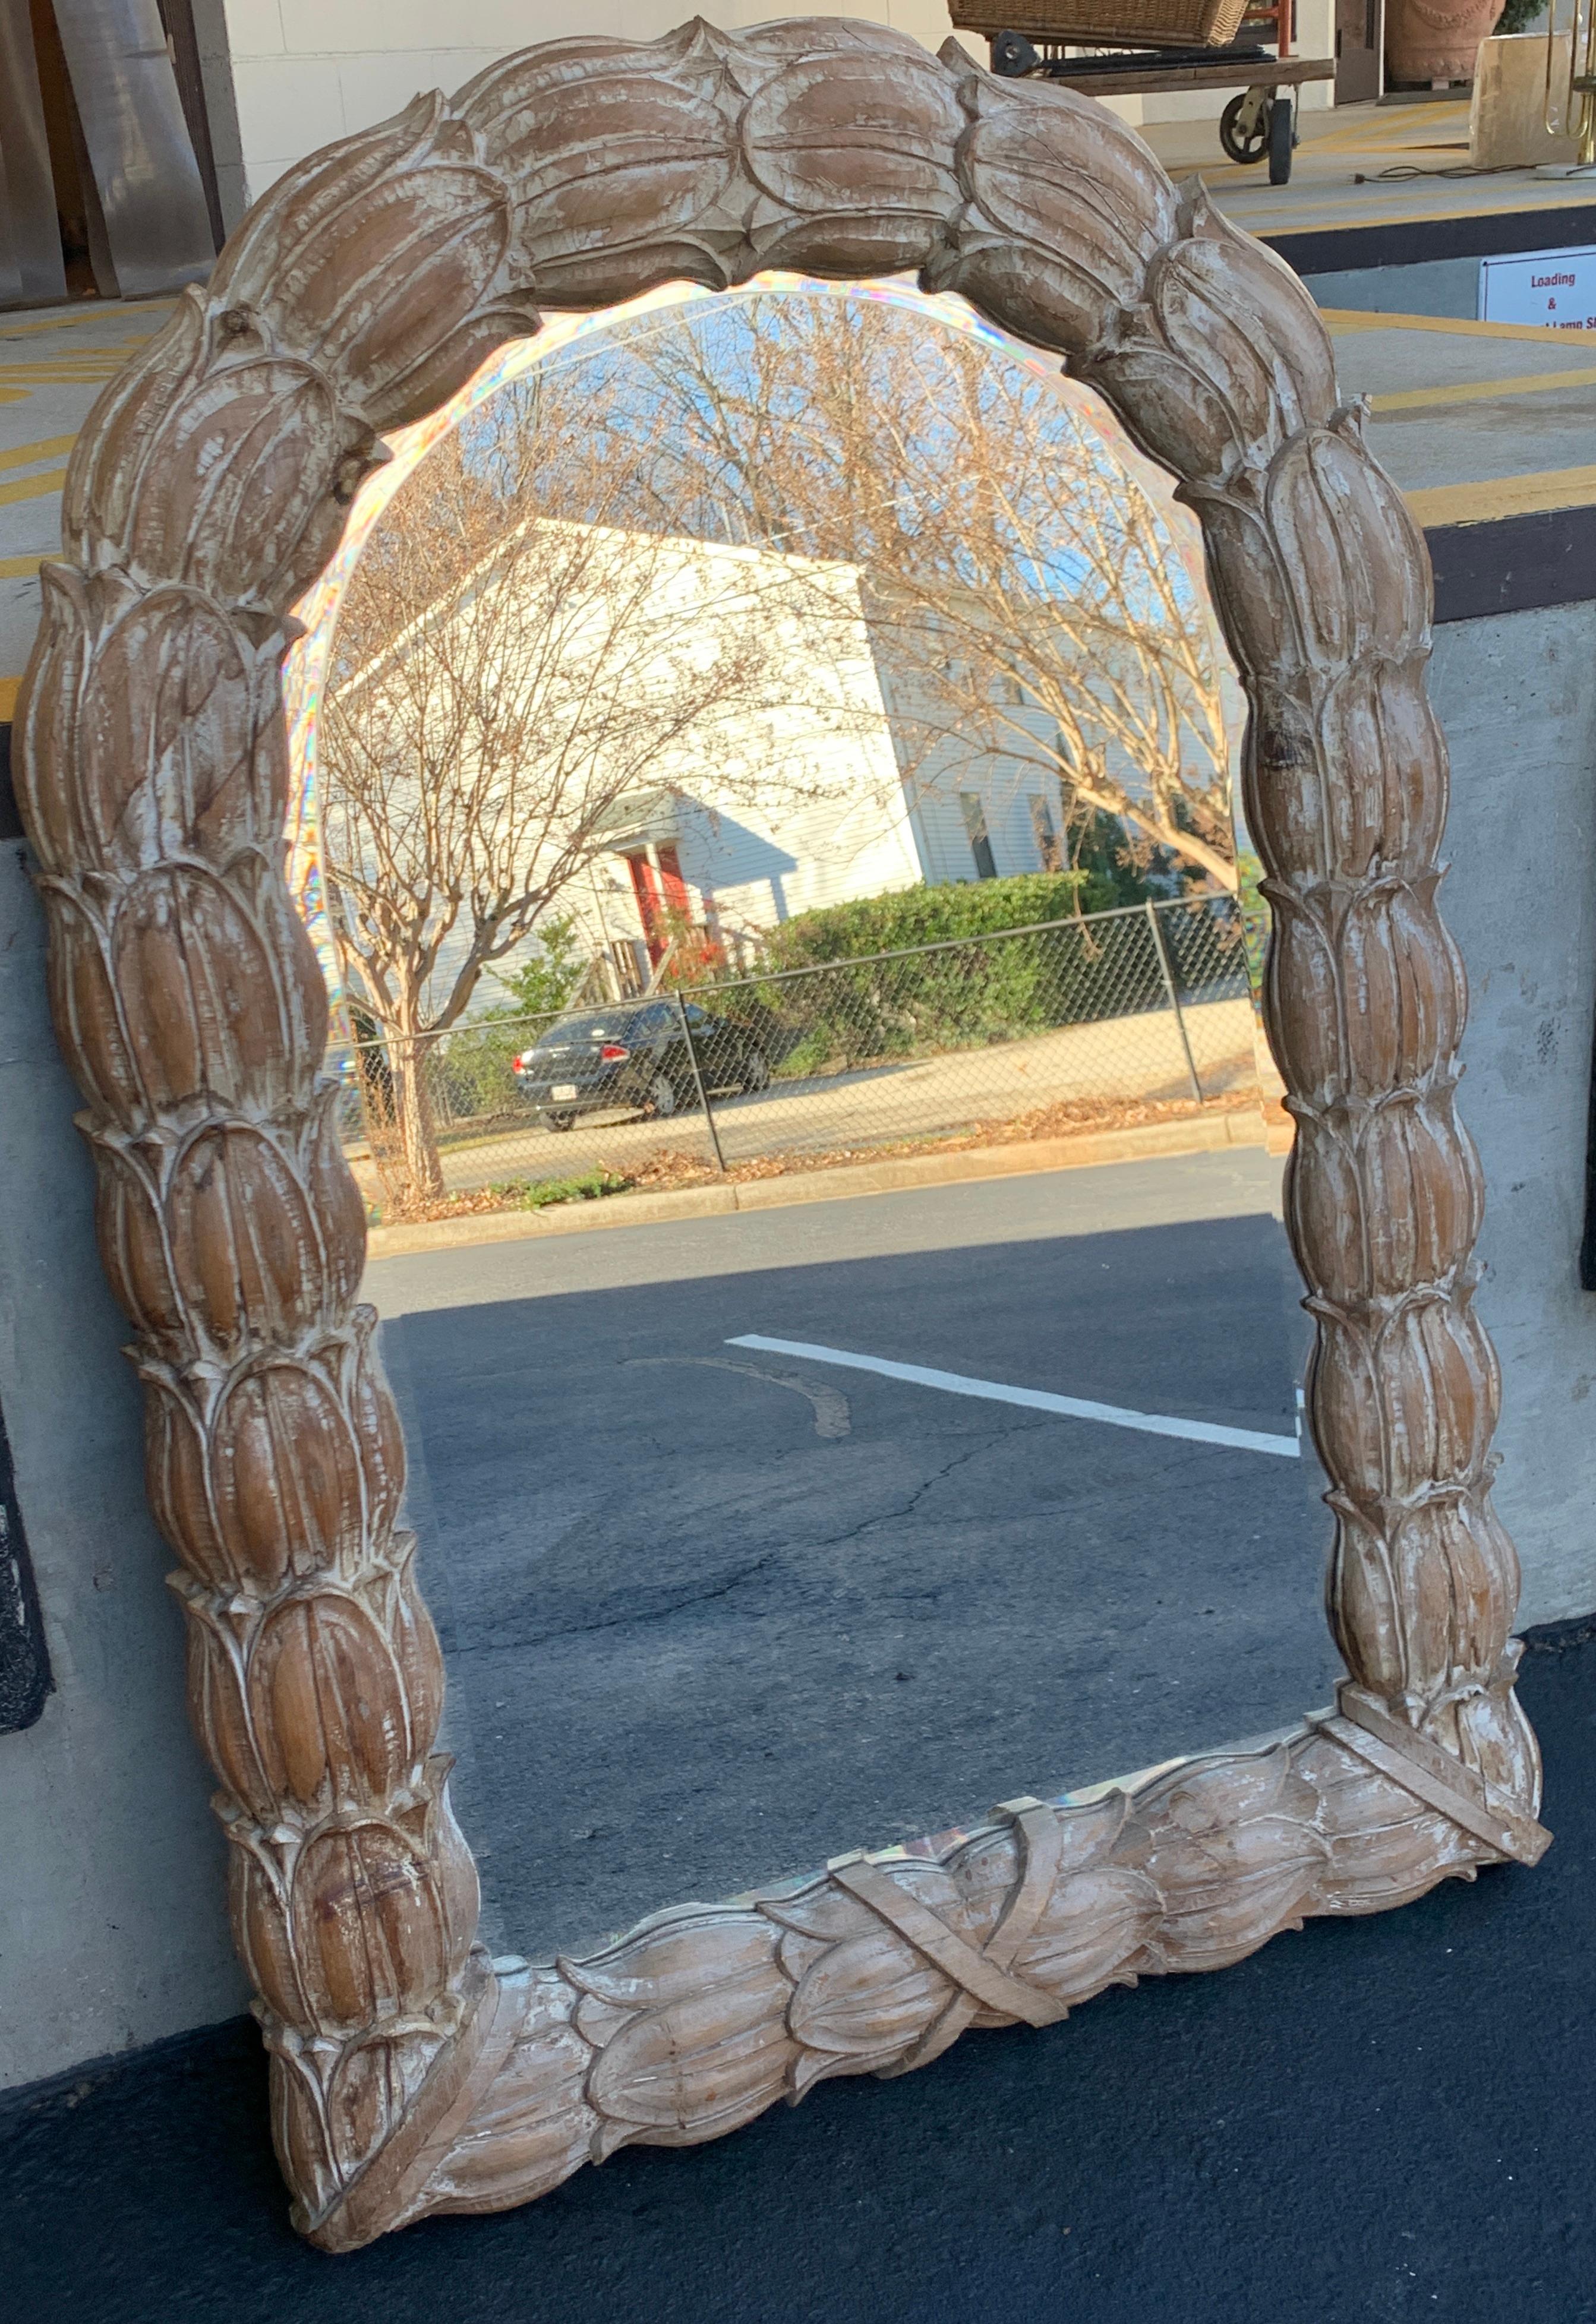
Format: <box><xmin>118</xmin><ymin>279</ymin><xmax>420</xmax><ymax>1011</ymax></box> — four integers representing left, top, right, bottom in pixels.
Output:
<box><xmin>217</xmin><ymin>0</ymin><xmax>970</xmax><ymax>200</ymax></box>
<box><xmin>1434</xmin><ymin>602</ymin><xmax>1596</xmax><ymax>1624</ymax></box>
<box><xmin>0</xmin><ymin>844</ymin><xmax>246</xmax><ymax>2092</ymax></box>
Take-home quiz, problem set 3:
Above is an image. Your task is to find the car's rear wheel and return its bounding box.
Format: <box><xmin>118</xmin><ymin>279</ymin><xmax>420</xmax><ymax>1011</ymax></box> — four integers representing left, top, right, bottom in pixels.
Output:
<box><xmin>646</xmin><ymin>1071</ymin><xmax>680</xmax><ymax>1118</ymax></box>
<box><xmin>742</xmin><ymin>1048</ymin><xmax>771</xmax><ymax>1093</ymax></box>
<box><xmin>545</xmin><ymin>1110</ymin><xmax>577</xmax><ymax>1133</ymax></box>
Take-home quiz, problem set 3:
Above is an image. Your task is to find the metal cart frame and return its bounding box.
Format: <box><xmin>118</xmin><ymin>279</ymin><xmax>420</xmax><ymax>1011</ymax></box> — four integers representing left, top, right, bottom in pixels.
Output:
<box><xmin>975</xmin><ymin>12</ymin><xmax>1336</xmax><ymax>185</ymax></box>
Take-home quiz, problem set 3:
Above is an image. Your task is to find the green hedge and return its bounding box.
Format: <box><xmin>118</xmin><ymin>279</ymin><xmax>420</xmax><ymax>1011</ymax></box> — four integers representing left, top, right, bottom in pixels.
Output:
<box><xmin>725</xmin><ymin>872</ymin><xmax>1171</xmax><ymax>1073</ymax></box>
<box><xmin>758</xmin><ymin>867</ymin><xmax>1133</xmax><ymax>971</ymax></box>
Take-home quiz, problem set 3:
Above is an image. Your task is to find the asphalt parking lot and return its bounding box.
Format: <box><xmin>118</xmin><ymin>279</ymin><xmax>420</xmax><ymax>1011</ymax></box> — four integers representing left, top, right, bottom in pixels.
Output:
<box><xmin>367</xmin><ymin>1150</ymin><xmax>1341</xmax><ymax>1960</ymax></box>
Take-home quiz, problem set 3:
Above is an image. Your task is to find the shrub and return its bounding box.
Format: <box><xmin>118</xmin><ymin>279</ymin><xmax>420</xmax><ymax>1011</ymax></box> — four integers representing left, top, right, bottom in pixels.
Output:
<box><xmin>722</xmin><ymin>870</ymin><xmax>1172</xmax><ymax>1072</ymax></box>
<box><xmin>758</xmin><ymin>867</ymin><xmax>1133</xmax><ymax>971</ymax></box>
<box><xmin>433</xmin><ymin>1019</ymin><xmax>524</xmax><ymax>1125</ymax></box>
<box><xmin>487</xmin><ymin>915</ymin><xmax>591</xmax><ymax>1018</ymax></box>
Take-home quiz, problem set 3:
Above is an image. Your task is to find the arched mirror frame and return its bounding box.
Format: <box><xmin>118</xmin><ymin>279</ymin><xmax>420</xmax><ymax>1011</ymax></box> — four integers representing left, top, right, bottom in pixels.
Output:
<box><xmin>13</xmin><ymin>16</ymin><xmax>1551</xmax><ymax>2253</ymax></box>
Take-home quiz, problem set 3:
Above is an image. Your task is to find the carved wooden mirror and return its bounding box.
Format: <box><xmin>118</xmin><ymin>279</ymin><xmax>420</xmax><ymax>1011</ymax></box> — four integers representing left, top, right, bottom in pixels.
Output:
<box><xmin>13</xmin><ymin>17</ymin><xmax>1549</xmax><ymax>2252</ymax></box>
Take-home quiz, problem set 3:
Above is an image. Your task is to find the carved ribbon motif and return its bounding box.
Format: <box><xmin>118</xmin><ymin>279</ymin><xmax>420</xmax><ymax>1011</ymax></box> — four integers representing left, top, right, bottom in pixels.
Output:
<box><xmin>12</xmin><ymin>19</ymin><xmax>1545</xmax><ymax>2251</ymax></box>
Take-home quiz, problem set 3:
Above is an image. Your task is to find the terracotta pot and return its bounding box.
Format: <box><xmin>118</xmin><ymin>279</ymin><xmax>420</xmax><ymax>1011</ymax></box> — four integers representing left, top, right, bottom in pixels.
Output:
<box><xmin>1386</xmin><ymin>0</ymin><xmax>1506</xmax><ymax>83</ymax></box>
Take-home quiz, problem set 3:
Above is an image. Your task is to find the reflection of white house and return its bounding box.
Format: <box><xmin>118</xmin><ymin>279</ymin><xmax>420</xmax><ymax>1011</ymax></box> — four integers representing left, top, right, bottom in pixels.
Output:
<box><xmin>336</xmin><ymin>514</ymin><xmax>1087</xmax><ymax>1010</ymax></box>
<box><xmin>572</xmin><ymin>651</ymin><xmax>1071</xmax><ymax>995</ymax></box>
<box><xmin>583</xmin><ymin>586</ymin><xmax>1102</xmax><ymax>997</ymax></box>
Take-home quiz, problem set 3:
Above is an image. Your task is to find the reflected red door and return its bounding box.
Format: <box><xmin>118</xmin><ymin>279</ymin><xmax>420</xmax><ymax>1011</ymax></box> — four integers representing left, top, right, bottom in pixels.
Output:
<box><xmin>656</xmin><ymin>844</ymin><xmax>690</xmax><ymax>921</ymax></box>
<box><xmin>626</xmin><ymin>851</ymin><xmax>665</xmax><ymax>964</ymax></box>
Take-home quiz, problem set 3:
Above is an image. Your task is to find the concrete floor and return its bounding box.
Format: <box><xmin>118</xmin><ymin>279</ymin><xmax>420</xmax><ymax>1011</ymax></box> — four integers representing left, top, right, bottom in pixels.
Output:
<box><xmin>1146</xmin><ymin>102</ymin><xmax>1596</xmax><ymax>524</ymax></box>
<box><xmin>0</xmin><ymin>298</ymin><xmax>175</xmax><ymax>709</ymax></box>
<box><xmin>1143</xmin><ymin>94</ymin><xmax>1596</xmax><ymax>242</ymax></box>
<box><xmin>1329</xmin><ymin>310</ymin><xmax>1596</xmax><ymax>510</ymax></box>
<box><xmin>367</xmin><ymin>1154</ymin><xmax>1336</xmax><ymax>1963</ymax></box>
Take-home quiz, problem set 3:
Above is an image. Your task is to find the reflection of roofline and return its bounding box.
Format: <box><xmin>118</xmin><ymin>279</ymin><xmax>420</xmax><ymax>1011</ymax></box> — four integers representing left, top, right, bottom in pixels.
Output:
<box><xmin>332</xmin><ymin>513</ymin><xmax>868</xmax><ymax>705</ymax></box>
<box><xmin>589</xmin><ymin>787</ymin><xmax>683</xmax><ymax>848</ymax></box>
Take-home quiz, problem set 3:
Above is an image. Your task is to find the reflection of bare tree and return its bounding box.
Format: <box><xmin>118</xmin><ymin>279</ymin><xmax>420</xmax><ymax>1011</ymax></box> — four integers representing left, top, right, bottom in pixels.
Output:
<box><xmin>323</xmin><ymin>295</ymin><xmax>1231</xmax><ymax>1208</ymax></box>
<box><xmin>619</xmin><ymin>295</ymin><xmax>1233</xmax><ymax>891</ymax></box>
<box><xmin>320</xmin><ymin>383</ymin><xmax>870</xmax><ymax>1205</ymax></box>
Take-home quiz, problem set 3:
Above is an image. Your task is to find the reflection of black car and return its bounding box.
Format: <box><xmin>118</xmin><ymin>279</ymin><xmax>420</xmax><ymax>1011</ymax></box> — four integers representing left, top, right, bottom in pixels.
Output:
<box><xmin>512</xmin><ymin>1000</ymin><xmax>772</xmax><ymax>1132</ymax></box>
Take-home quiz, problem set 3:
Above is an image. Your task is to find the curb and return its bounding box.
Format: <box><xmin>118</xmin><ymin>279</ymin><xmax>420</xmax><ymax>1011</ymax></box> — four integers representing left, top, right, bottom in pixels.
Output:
<box><xmin>363</xmin><ymin>1107</ymin><xmax>1277</xmax><ymax>1262</ymax></box>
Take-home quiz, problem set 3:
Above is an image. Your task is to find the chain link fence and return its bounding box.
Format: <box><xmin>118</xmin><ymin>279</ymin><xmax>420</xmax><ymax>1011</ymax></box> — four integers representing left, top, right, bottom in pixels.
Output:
<box><xmin>340</xmin><ymin>894</ymin><xmax>1261</xmax><ymax>1218</ymax></box>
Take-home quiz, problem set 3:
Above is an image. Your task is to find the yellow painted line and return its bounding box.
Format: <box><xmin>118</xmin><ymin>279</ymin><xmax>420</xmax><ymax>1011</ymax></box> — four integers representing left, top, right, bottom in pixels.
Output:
<box><xmin>1370</xmin><ymin>363</ymin><xmax>1596</xmax><ymax>409</ymax></box>
<box><xmin>1403</xmin><ymin>463</ymin><xmax>1596</xmax><ymax>525</ymax></box>
<box><xmin>0</xmin><ymin>434</ymin><xmax>76</xmax><ymax>473</ymax></box>
<box><xmin>0</xmin><ymin>551</ymin><xmax>49</xmax><ymax>577</ymax></box>
<box><xmin>1234</xmin><ymin>189</ymin><xmax>1596</xmax><ymax>236</ymax></box>
<box><xmin>0</xmin><ymin>362</ymin><xmax>133</xmax><ymax>382</ymax></box>
<box><xmin>0</xmin><ymin>677</ymin><xmax>20</xmax><ymax>719</ymax></box>
<box><xmin>1304</xmin><ymin>106</ymin><xmax>1470</xmax><ymax>156</ymax></box>
<box><xmin>0</xmin><ymin>301</ymin><xmax>169</xmax><ymax>340</ymax></box>
<box><xmin>1321</xmin><ymin>306</ymin><xmax>1586</xmax><ymax>341</ymax></box>
<box><xmin>0</xmin><ymin>465</ymin><xmax>67</xmax><ymax>508</ymax></box>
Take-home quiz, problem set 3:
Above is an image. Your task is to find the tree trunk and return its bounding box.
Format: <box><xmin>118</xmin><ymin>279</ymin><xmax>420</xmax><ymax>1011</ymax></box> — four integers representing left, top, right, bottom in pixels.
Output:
<box><xmin>353</xmin><ymin>1036</ymin><xmax>409</xmax><ymax>1210</ymax></box>
<box><xmin>390</xmin><ymin>1031</ymin><xmax>446</xmax><ymax>1206</ymax></box>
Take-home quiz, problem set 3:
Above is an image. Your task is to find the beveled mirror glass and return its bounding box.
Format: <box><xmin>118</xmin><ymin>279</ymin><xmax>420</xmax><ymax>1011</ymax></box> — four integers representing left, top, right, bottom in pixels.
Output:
<box><xmin>283</xmin><ymin>270</ymin><xmax>1340</xmax><ymax>1965</ymax></box>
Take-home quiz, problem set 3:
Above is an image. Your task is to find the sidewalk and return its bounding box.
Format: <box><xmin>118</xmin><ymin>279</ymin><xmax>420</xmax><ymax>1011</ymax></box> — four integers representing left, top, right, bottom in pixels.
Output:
<box><xmin>364</xmin><ymin>1104</ymin><xmax>1272</xmax><ymax>1258</ymax></box>
<box><xmin>3</xmin><ymin>1621</ymin><xmax>1588</xmax><ymax>2324</ymax></box>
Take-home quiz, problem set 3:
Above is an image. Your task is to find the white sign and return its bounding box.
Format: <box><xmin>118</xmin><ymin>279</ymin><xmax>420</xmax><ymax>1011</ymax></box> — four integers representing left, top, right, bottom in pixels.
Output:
<box><xmin>1478</xmin><ymin>243</ymin><xmax>1596</xmax><ymax>330</ymax></box>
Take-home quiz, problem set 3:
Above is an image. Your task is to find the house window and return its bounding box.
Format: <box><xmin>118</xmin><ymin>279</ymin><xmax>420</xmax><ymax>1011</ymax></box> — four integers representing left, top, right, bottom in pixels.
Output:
<box><xmin>1029</xmin><ymin>793</ymin><xmax>1063</xmax><ymax>873</ymax></box>
<box><xmin>959</xmin><ymin>792</ymin><xmax>998</xmax><ymax>881</ymax></box>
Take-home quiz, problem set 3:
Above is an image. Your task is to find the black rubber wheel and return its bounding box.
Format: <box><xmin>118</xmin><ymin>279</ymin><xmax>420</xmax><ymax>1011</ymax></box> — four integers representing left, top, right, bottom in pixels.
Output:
<box><xmin>646</xmin><ymin>1071</ymin><xmax>680</xmax><ymax>1119</ymax></box>
<box><xmin>741</xmin><ymin>1048</ymin><xmax>771</xmax><ymax>1094</ymax></box>
<box><xmin>1268</xmin><ymin>94</ymin><xmax>1294</xmax><ymax>185</ymax></box>
<box><xmin>545</xmin><ymin>1110</ymin><xmax>577</xmax><ymax>1133</ymax></box>
<box><xmin>990</xmin><ymin>29</ymin><xmax>1039</xmax><ymax>76</ymax></box>
<box><xmin>1219</xmin><ymin>90</ymin><xmax>1269</xmax><ymax>165</ymax></box>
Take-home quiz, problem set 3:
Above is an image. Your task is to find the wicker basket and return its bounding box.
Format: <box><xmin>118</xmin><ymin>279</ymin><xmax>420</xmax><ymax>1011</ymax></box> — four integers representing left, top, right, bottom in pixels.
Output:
<box><xmin>948</xmin><ymin>0</ymin><xmax>1252</xmax><ymax>48</ymax></box>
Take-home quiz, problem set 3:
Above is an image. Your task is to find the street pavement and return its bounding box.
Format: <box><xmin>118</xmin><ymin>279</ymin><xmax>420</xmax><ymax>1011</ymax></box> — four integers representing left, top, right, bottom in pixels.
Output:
<box><xmin>366</xmin><ymin>1151</ymin><xmax>1341</xmax><ymax>1962</ymax></box>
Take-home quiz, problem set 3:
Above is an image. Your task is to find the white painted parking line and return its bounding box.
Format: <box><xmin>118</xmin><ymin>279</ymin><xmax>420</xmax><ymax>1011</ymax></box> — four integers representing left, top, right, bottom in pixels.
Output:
<box><xmin>726</xmin><ymin>1335</ymin><xmax>1301</xmax><ymax>1458</ymax></box>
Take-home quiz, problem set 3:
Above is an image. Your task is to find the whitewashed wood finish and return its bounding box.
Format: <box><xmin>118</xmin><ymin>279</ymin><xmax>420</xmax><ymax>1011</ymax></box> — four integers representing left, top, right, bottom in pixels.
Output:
<box><xmin>13</xmin><ymin>18</ymin><xmax>1548</xmax><ymax>2253</ymax></box>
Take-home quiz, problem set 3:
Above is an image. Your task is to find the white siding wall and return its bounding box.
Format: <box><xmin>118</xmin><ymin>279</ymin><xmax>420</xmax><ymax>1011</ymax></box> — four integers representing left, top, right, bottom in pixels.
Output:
<box><xmin>217</xmin><ymin>0</ymin><xmax>1336</xmax><ymax>208</ymax></box>
<box><xmin>675</xmin><ymin>785</ymin><xmax>923</xmax><ymax>933</ymax></box>
<box><xmin>905</xmin><ymin>725</ymin><xmax>1064</xmax><ymax>886</ymax></box>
